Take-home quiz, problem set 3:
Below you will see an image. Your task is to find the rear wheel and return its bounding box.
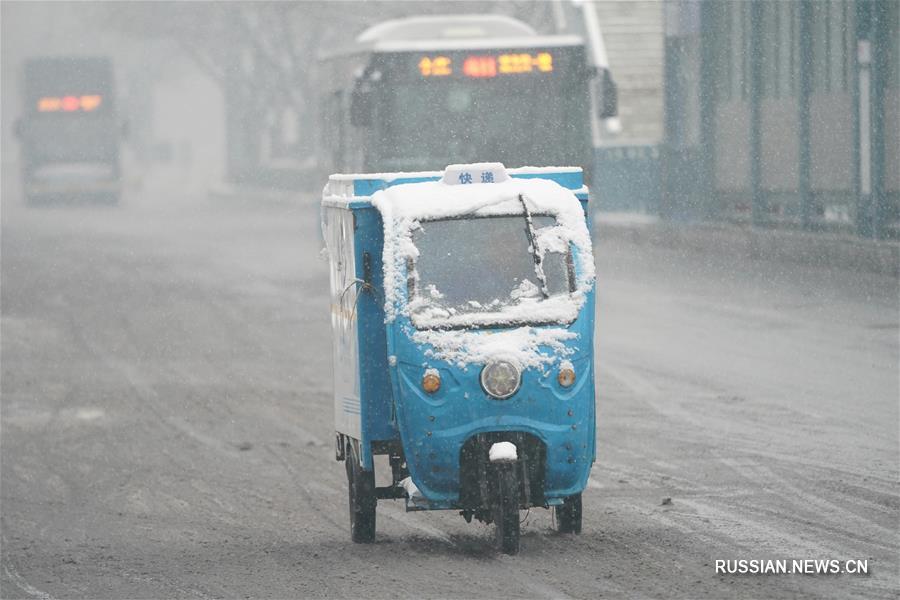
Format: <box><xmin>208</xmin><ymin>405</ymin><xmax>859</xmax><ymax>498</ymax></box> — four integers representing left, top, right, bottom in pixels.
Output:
<box><xmin>345</xmin><ymin>444</ymin><xmax>376</xmax><ymax>543</ymax></box>
<box><xmin>492</xmin><ymin>465</ymin><xmax>520</xmax><ymax>554</ymax></box>
<box><xmin>555</xmin><ymin>494</ymin><xmax>582</xmax><ymax>534</ymax></box>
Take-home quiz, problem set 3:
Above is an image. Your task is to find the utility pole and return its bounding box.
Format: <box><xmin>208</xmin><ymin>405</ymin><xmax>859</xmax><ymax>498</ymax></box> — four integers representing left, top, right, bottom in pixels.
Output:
<box><xmin>855</xmin><ymin>0</ymin><xmax>887</xmax><ymax>239</ymax></box>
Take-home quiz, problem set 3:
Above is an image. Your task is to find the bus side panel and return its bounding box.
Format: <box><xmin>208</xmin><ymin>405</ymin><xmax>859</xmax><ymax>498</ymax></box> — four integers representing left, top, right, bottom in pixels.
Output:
<box><xmin>323</xmin><ymin>206</ymin><xmax>363</xmax><ymax>442</ymax></box>
<box><xmin>352</xmin><ymin>207</ymin><xmax>397</xmax><ymax>465</ymax></box>
<box><xmin>318</xmin><ymin>52</ymin><xmax>371</xmax><ymax>176</ymax></box>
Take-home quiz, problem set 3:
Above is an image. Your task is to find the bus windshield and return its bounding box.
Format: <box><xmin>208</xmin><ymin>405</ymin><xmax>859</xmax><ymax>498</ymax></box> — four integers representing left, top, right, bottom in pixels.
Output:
<box><xmin>367</xmin><ymin>46</ymin><xmax>590</xmax><ymax>172</ymax></box>
<box><xmin>409</xmin><ymin>215</ymin><xmax>575</xmax><ymax>329</ymax></box>
<box><xmin>381</xmin><ymin>78</ymin><xmax>568</xmax><ymax>171</ymax></box>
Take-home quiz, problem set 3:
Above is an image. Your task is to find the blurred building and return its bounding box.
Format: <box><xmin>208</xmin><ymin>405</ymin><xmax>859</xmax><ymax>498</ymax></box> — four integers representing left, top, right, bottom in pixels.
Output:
<box><xmin>595</xmin><ymin>1</ymin><xmax>665</xmax><ymax>144</ymax></box>
<box><xmin>220</xmin><ymin>1</ymin><xmax>667</xmax><ymax>191</ymax></box>
<box><xmin>591</xmin><ymin>1</ymin><xmax>665</xmax><ymax>212</ymax></box>
<box><xmin>662</xmin><ymin>0</ymin><xmax>899</xmax><ymax>239</ymax></box>
<box><xmin>1</xmin><ymin>2</ymin><xmax>226</xmax><ymax>197</ymax></box>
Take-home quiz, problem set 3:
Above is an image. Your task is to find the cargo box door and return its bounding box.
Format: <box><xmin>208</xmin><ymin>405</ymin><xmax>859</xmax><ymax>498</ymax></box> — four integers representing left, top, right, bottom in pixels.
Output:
<box><xmin>324</xmin><ymin>206</ymin><xmax>362</xmax><ymax>439</ymax></box>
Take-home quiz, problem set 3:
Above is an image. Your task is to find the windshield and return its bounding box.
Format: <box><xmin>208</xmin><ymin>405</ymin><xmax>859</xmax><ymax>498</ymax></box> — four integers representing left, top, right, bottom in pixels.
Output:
<box><xmin>380</xmin><ymin>79</ymin><xmax>570</xmax><ymax>171</ymax></box>
<box><xmin>409</xmin><ymin>215</ymin><xmax>574</xmax><ymax>328</ymax></box>
<box><xmin>368</xmin><ymin>44</ymin><xmax>592</xmax><ymax>172</ymax></box>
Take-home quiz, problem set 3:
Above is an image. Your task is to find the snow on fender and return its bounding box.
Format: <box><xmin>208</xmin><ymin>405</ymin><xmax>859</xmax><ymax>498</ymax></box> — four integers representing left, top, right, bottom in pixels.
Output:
<box><xmin>489</xmin><ymin>441</ymin><xmax>518</xmax><ymax>463</ymax></box>
<box><xmin>399</xmin><ymin>476</ymin><xmax>428</xmax><ymax>508</ymax></box>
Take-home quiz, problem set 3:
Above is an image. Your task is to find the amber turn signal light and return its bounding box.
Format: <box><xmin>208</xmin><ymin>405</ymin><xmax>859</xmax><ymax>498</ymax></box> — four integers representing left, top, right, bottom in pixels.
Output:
<box><xmin>558</xmin><ymin>366</ymin><xmax>576</xmax><ymax>388</ymax></box>
<box><xmin>422</xmin><ymin>371</ymin><xmax>441</xmax><ymax>394</ymax></box>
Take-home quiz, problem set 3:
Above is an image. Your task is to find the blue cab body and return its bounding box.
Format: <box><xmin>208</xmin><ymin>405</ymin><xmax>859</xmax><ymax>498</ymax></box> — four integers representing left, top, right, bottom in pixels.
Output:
<box><xmin>322</xmin><ymin>166</ymin><xmax>595</xmax><ymax>513</ymax></box>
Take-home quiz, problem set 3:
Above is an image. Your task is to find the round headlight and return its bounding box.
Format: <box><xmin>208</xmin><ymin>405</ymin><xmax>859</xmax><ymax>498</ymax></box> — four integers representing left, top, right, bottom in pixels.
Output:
<box><xmin>480</xmin><ymin>361</ymin><xmax>521</xmax><ymax>399</ymax></box>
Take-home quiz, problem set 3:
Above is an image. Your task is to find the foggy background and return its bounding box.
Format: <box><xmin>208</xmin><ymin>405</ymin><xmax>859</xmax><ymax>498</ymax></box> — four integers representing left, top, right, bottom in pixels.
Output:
<box><xmin>0</xmin><ymin>1</ymin><xmax>664</xmax><ymax>199</ymax></box>
<box><xmin>1</xmin><ymin>2</ymin><xmax>898</xmax><ymax>599</ymax></box>
<box><xmin>4</xmin><ymin>1</ymin><xmax>895</xmax><ymax>237</ymax></box>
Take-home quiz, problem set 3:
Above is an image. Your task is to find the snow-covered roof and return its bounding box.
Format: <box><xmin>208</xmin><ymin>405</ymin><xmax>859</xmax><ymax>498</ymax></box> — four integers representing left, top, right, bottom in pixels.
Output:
<box><xmin>329</xmin><ymin>165</ymin><xmax>582</xmax><ymax>183</ymax></box>
<box><xmin>322</xmin><ymin>165</ymin><xmax>587</xmax><ymax>208</ymax></box>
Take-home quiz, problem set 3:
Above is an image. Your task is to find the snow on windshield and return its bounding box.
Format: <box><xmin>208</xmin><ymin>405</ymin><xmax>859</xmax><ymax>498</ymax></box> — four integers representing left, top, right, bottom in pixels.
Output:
<box><xmin>371</xmin><ymin>174</ymin><xmax>594</xmax><ymax>327</ymax></box>
<box><xmin>371</xmin><ymin>172</ymin><xmax>594</xmax><ymax>369</ymax></box>
<box><xmin>409</xmin><ymin>215</ymin><xmax>574</xmax><ymax>327</ymax></box>
<box><xmin>372</xmin><ymin>173</ymin><xmax>594</xmax><ymax>328</ymax></box>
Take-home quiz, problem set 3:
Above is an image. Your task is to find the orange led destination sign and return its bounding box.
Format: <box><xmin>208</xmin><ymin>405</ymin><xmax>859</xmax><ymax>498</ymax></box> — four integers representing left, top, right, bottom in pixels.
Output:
<box><xmin>499</xmin><ymin>52</ymin><xmax>553</xmax><ymax>74</ymax></box>
<box><xmin>418</xmin><ymin>56</ymin><xmax>452</xmax><ymax>77</ymax></box>
<box><xmin>463</xmin><ymin>56</ymin><xmax>497</xmax><ymax>78</ymax></box>
<box><xmin>419</xmin><ymin>52</ymin><xmax>554</xmax><ymax>78</ymax></box>
<box><xmin>37</xmin><ymin>95</ymin><xmax>103</xmax><ymax>112</ymax></box>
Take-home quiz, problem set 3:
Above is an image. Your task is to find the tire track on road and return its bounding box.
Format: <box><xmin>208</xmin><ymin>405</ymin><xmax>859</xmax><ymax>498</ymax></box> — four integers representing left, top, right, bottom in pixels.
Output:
<box><xmin>1</xmin><ymin>532</ymin><xmax>53</xmax><ymax>600</ymax></box>
<box><xmin>720</xmin><ymin>458</ymin><xmax>898</xmax><ymax>552</ymax></box>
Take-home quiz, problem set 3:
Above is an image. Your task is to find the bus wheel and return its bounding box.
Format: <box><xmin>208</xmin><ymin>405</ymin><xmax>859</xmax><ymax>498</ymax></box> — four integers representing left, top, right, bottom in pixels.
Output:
<box><xmin>492</xmin><ymin>464</ymin><xmax>520</xmax><ymax>554</ymax></box>
<box><xmin>345</xmin><ymin>444</ymin><xmax>376</xmax><ymax>543</ymax></box>
<box><xmin>555</xmin><ymin>493</ymin><xmax>582</xmax><ymax>534</ymax></box>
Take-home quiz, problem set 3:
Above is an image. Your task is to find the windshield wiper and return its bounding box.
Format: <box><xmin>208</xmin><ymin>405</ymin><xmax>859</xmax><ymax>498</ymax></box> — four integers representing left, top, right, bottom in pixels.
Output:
<box><xmin>518</xmin><ymin>193</ymin><xmax>550</xmax><ymax>299</ymax></box>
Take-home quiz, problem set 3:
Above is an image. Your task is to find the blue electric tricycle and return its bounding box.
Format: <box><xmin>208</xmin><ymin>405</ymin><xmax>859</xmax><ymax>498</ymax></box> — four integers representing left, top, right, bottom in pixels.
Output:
<box><xmin>322</xmin><ymin>163</ymin><xmax>596</xmax><ymax>554</ymax></box>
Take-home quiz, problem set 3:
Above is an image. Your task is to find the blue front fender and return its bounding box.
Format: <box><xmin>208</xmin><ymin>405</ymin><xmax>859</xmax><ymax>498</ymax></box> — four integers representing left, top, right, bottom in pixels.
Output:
<box><xmin>385</xmin><ymin>296</ymin><xmax>596</xmax><ymax>506</ymax></box>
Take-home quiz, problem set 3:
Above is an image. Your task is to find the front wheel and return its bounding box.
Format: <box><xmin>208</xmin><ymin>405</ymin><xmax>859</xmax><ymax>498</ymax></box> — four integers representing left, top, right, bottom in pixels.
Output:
<box><xmin>555</xmin><ymin>494</ymin><xmax>582</xmax><ymax>534</ymax></box>
<box><xmin>345</xmin><ymin>444</ymin><xmax>376</xmax><ymax>543</ymax></box>
<box><xmin>492</xmin><ymin>465</ymin><xmax>520</xmax><ymax>554</ymax></box>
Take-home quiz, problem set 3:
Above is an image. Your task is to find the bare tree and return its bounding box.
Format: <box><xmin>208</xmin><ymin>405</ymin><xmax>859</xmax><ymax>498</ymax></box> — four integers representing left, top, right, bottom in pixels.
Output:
<box><xmin>100</xmin><ymin>1</ymin><xmax>557</xmax><ymax>184</ymax></box>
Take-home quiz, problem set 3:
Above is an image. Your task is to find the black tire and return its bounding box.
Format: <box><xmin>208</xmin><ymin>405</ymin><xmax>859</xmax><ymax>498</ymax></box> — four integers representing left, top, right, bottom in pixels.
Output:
<box><xmin>555</xmin><ymin>494</ymin><xmax>582</xmax><ymax>534</ymax></box>
<box><xmin>492</xmin><ymin>465</ymin><xmax>520</xmax><ymax>554</ymax></box>
<box><xmin>345</xmin><ymin>444</ymin><xmax>376</xmax><ymax>543</ymax></box>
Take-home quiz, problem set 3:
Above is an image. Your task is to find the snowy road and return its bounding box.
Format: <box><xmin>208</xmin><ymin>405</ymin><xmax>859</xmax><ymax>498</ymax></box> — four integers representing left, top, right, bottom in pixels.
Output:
<box><xmin>2</xmin><ymin>187</ymin><xmax>897</xmax><ymax>599</ymax></box>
